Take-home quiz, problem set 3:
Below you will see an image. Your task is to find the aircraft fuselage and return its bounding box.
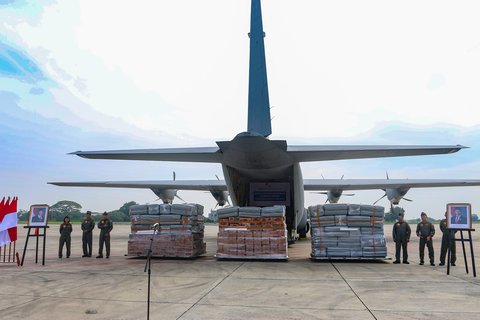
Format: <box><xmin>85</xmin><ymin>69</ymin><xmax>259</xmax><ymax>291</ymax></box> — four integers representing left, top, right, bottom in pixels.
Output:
<box><xmin>217</xmin><ymin>132</ymin><xmax>307</xmax><ymax>238</ymax></box>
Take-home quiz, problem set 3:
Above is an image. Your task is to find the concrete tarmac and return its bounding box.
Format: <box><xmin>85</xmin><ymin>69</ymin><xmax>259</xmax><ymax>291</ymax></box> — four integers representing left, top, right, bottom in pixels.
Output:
<box><xmin>1</xmin><ymin>223</ymin><xmax>480</xmax><ymax>320</ymax></box>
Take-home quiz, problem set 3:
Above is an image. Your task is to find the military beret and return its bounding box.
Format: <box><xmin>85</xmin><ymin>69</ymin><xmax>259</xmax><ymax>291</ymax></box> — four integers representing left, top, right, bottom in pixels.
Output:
<box><xmin>421</xmin><ymin>212</ymin><xmax>427</xmax><ymax>216</ymax></box>
<box><xmin>398</xmin><ymin>212</ymin><xmax>405</xmax><ymax>217</ymax></box>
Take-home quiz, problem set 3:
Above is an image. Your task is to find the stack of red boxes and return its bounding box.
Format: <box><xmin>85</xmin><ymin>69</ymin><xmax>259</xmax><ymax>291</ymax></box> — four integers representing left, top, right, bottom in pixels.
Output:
<box><xmin>216</xmin><ymin>206</ymin><xmax>288</xmax><ymax>260</ymax></box>
<box><xmin>128</xmin><ymin>233</ymin><xmax>206</xmax><ymax>258</ymax></box>
<box><xmin>127</xmin><ymin>203</ymin><xmax>206</xmax><ymax>258</ymax></box>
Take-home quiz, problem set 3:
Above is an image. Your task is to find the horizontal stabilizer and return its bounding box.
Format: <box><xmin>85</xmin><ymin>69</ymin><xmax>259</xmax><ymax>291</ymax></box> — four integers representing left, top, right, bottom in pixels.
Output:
<box><xmin>287</xmin><ymin>145</ymin><xmax>466</xmax><ymax>162</ymax></box>
<box><xmin>70</xmin><ymin>147</ymin><xmax>222</xmax><ymax>163</ymax></box>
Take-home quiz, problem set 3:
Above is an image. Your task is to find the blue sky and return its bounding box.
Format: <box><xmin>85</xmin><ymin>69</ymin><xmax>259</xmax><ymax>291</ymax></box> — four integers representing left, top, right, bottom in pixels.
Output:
<box><xmin>1</xmin><ymin>1</ymin><xmax>480</xmax><ymax>218</ymax></box>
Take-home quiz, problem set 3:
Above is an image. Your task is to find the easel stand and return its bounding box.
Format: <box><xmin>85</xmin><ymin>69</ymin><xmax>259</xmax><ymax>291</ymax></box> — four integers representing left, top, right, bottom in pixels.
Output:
<box><xmin>144</xmin><ymin>226</ymin><xmax>159</xmax><ymax>320</ymax></box>
<box><xmin>447</xmin><ymin>228</ymin><xmax>476</xmax><ymax>277</ymax></box>
<box><xmin>21</xmin><ymin>226</ymin><xmax>50</xmax><ymax>266</ymax></box>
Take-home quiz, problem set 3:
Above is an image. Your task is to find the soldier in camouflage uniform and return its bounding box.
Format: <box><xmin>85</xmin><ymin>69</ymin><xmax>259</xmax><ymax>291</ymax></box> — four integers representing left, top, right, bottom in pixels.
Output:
<box><xmin>96</xmin><ymin>212</ymin><xmax>113</xmax><ymax>259</ymax></box>
<box><xmin>440</xmin><ymin>211</ymin><xmax>456</xmax><ymax>266</ymax></box>
<box><xmin>81</xmin><ymin>211</ymin><xmax>95</xmax><ymax>257</ymax></box>
<box><xmin>58</xmin><ymin>216</ymin><xmax>73</xmax><ymax>258</ymax></box>
<box><xmin>392</xmin><ymin>212</ymin><xmax>411</xmax><ymax>264</ymax></box>
<box><xmin>416</xmin><ymin>212</ymin><xmax>435</xmax><ymax>266</ymax></box>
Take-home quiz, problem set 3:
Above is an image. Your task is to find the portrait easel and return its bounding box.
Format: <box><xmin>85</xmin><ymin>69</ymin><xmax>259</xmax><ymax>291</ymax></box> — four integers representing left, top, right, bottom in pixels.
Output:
<box><xmin>21</xmin><ymin>226</ymin><xmax>49</xmax><ymax>266</ymax></box>
<box><xmin>447</xmin><ymin>228</ymin><xmax>476</xmax><ymax>277</ymax></box>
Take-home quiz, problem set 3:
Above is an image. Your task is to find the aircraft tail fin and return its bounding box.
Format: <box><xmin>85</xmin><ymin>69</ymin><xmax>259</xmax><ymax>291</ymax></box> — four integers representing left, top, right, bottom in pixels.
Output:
<box><xmin>247</xmin><ymin>0</ymin><xmax>272</xmax><ymax>137</ymax></box>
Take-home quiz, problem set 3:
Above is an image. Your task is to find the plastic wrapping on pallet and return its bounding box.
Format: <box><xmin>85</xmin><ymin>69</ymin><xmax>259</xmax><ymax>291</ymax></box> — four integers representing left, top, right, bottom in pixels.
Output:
<box><xmin>129</xmin><ymin>205</ymin><xmax>149</xmax><ymax>215</ymax></box>
<box><xmin>217</xmin><ymin>206</ymin><xmax>240</xmax><ymax>218</ymax></box>
<box><xmin>170</xmin><ymin>203</ymin><xmax>204</xmax><ymax>215</ymax></box>
<box><xmin>312</xmin><ymin>247</ymin><xmax>327</xmax><ymax>257</ymax></box>
<box><xmin>347</xmin><ymin>215</ymin><xmax>384</xmax><ymax>228</ymax></box>
<box><xmin>238</xmin><ymin>207</ymin><xmax>262</xmax><ymax>217</ymax></box>
<box><xmin>308</xmin><ymin>205</ymin><xmax>324</xmax><ymax>217</ymax></box>
<box><xmin>327</xmin><ymin>247</ymin><xmax>351</xmax><ymax>257</ymax></box>
<box><xmin>128</xmin><ymin>203</ymin><xmax>206</xmax><ymax>258</ymax></box>
<box><xmin>351</xmin><ymin>249</ymin><xmax>363</xmax><ymax>257</ymax></box>
<box><xmin>261</xmin><ymin>206</ymin><xmax>286</xmax><ymax>217</ymax></box>
<box><xmin>310</xmin><ymin>217</ymin><xmax>336</xmax><ymax>227</ymax></box>
<box><xmin>360</xmin><ymin>227</ymin><xmax>383</xmax><ymax>234</ymax></box>
<box><xmin>239</xmin><ymin>207</ymin><xmax>262</xmax><ymax>213</ymax></box>
<box><xmin>362</xmin><ymin>246</ymin><xmax>388</xmax><ymax>257</ymax></box>
<box><xmin>360</xmin><ymin>205</ymin><xmax>385</xmax><ymax>217</ymax></box>
<box><xmin>310</xmin><ymin>204</ymin><xmax>387</xmax><ymax>259</ymax></box>
<box><xmin>361</xmin><ymin>235</ymin><xmax>386</xmax><ymax>247</ymax></box>
<box><xmin>347</xmin><ymin>204</ymin><xmax>361</xmax><ymax>215</ymax></box>
<box><xmin>147</xmin><ymin>204</ymin><xmax>161</xmax><ymax>214</ymax></box>
<box><xmin>323</xmin><ymin>204</ymin><xmax>349</xmax><ymax>216</ymax></box>
<box><xmin>335</xmin><ymin>215</ymin><xmax>347</xmax><ymax>226</ymax></box>
<box><xmin>324</xmin><ymin>204</ymin><xmax>349</xmax><ymax>211</ymax></box>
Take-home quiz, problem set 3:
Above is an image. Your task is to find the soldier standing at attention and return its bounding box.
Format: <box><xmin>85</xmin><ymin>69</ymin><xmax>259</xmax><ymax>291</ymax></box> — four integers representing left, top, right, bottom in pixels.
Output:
<box><xmin>59</xmin><ymin>216</ymin><xmax>72</xmax><ymax>258</ymax></box>
<box><xmin>416</xmin><ymin>212</ymin><xmax>435</xmax><ymax>266</ymax></box>
<box><xmin>81</xmin><ymin>211</ymin><xmax>95</xmax><ymax>257</ymax></box>
<box><xmin>97</xmin><ymin>212</ymin><xmax>113</xmax><ymax>259</ymax></box>
<box><xmin>392</xmin><ymin>212</ymin><xmax>411</xmax><ymax>264</ymax></box>
<box><xmin>440</xmin><ymin>211</ymin><xmax>456</xmax><ymax>266</ymax></box>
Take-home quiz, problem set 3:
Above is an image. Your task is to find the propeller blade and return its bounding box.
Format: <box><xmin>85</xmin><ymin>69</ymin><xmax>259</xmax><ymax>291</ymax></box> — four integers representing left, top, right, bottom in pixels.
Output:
<box><xmin>321</xmin><ymin>174</ymin><xmax>325</xmax><ymax>179</ymax></box>
<box><xmin>386</xmin><ymin>171</ymin><xmax>389</xmax><ymax>180</ymax></box>
<box><xmin>311</xmin><ymin>192</ymin><xmax>329</xmax><ymax>195</ymax></box>
<box><xmin>341</xmin><ymin>174</ymin><xmax>344</xmax><ymax>180</ymax></box>
<box><xmin>403</xmin><ymin>198</ymin><xmax>413</xmax><ymax>202</ymax></box>
<box><xmin>215</xmin><ymin>174</ymin><xmax>220</xmax><ymax>181</ymax></box>
<box><xmin>175</xmin><ymin>194</ymin><xmax>187</xmax><ymax>203</ymax></box>
<box><xmin>373</xmin><ymin>193</ymin><xmax>387</xmax><ymax>205</ymax></box>
<box><xmin>173</xmin><ymin>171</ymin><xmax>176</xmax><ymax>181</ymax></box>
<box><xmin>214</xmin><ymin>203</ymin><xmax>219</xmax><ymax>209</ymax></box>
<box><xmin>324</xmin><ymin>198</ymin><xmax>329</xmax><ymax>204</ymax></box>
<box><xmin>344</xmin><ymin>193</ymin><xmax>355</xmax><ymax>196</ymax></box>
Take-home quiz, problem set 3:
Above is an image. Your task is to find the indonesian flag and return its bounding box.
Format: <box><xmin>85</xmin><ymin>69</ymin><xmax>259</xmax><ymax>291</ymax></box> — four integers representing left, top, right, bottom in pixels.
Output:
<box><xmin>0</xmin><ymin>197</ymin><xmax>18</xmax><ymax>246</ymax></box>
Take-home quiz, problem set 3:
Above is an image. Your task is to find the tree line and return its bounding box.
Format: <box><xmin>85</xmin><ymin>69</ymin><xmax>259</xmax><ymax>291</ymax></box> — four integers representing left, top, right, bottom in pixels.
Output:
<box><xmin>17</xmin><ymin>200</ymin><xmax>138</xmax><ymax>222</ymax></box>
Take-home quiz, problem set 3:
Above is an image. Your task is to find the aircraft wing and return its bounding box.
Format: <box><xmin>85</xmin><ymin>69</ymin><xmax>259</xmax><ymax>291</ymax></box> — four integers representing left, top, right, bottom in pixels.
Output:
<box><xmin>70</xmin><ymin>147</ymin><xmax>222</xmax><ymax>163</ymax></box>
<box><xmin>304</xmin><ymin>179</ymin><xmax>480</xmax><ymax>191</ymax></box>
<box><xmin>48</xmin><ymin>180</ymin><xmax>228</xmax><ymax>191</ymax></box>
<box><xmin>287</xmin><ymin>145</ymin><xmax>466</xmax><ymax>162</ymax></box>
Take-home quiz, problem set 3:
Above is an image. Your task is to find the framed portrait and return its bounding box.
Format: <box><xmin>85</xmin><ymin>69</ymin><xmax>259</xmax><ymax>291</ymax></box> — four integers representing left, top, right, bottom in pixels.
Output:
<box><xmin>447</xmin><ymin>203</ymin><xmax>472</xmax><ymax>229</ymax></box>
<box><xmin>28</xmin><ymin>204</ymin><xmax>50</xmax><ymax>227</ymax></box>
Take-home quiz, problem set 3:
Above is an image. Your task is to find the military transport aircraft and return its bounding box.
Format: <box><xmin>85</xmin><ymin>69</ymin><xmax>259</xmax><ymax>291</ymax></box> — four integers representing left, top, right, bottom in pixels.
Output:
<box><xmin>50</xmin><ymin>0</ymin><xmax>480</xmax><ymax>240</ymax></box>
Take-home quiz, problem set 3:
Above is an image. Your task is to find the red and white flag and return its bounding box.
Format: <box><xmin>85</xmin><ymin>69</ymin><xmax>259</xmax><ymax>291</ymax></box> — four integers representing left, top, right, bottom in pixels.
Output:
<box><xmin>0</xmin><ymin>197</ymin><xmax>18</xmax><ymax>246</ymax></box>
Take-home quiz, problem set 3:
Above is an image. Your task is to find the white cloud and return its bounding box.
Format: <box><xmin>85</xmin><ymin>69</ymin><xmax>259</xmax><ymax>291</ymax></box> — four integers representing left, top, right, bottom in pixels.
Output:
<box><xmin>2</xmin><ymin>0</ymin><xmax>478</xmax><ymax>140</ymax></box>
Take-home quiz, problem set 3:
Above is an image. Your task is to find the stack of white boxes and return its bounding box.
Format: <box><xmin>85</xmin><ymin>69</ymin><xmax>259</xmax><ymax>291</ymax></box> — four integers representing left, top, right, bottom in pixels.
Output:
<box><xmin>216</xmin><ymin>206</ymin><xmax>288</xmax><ymax>260</ymax></box>
<box><xmin>128</xmin><ymin>204</ymin><xmax>206</xmax><ymax>258</ymax></box>
<box><xmin>309</xmin><ymin>204</ymin><xmax>387</xmax><ymax>259</ymax></box>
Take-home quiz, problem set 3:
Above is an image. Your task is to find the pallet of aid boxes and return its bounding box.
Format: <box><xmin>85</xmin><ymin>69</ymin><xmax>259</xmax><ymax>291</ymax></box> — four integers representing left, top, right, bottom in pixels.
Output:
<box><xmin>215</xmin><ymin>206</ymin><xmax>288</xmax><ymax>260</ymax></box>
<box><xmin>309</xmin><ymin>204</ymin><xmax>387</xmax><ymax>259</ymax></box>
<box><xmin>128</xmin><ymin>203</ymin><xmax>206</xmax><ymax>258</ymax></box>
